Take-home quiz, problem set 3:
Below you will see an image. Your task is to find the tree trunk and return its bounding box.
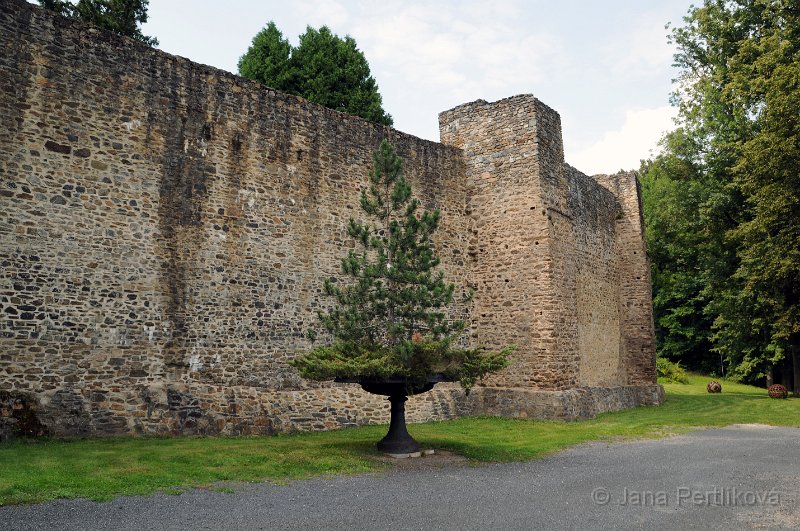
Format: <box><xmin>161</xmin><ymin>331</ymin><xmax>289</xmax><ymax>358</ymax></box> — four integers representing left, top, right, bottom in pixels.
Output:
<box><xmin>781</xmin><ymin>357</ymin><xmax>792</xmax><ymax>389</ymax></box>
<box><xmin>766</xmin><ymin>367</ymin><xmax>774</xmax><ymax>387</ymax></box>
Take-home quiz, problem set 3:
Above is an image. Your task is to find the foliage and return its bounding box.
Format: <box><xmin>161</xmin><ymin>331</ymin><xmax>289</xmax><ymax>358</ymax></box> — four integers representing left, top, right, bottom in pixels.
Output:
<box><xmin>2</xmin><ymin>375</ymin><xmax>798</xmax><ymax>505</ymax></box>
<box><xmin>236</xmin><ymin>22</ymin><xmax>292</xmax><ymax>95</ymax></box>
<box><xmin>38</xmin><ymin>0</ymin><xmax>158</xmax><ymax>46</ymax></box>
<box><xmin>643</xmin><ymin>0</ymin><xmax>800</xmax><ymax>386</ymax></box>
<box><xmin>656</xmin><ymin>357</ymin><xmax>690</xmax><ymax>384</ymax></box>
<box><xmin>291</xmin><ymin>140</ymin><xmax>512</xmax><ymax>390</ymax></box>
<box><xmin>239</xmin><ymin>23</ymin><xmax>392</xmax><ymax>125</ymax></box>
<box><xmin>640</xmin><ymin>144</ymin><xmax>717</xmax><ymax>373</ymax></box>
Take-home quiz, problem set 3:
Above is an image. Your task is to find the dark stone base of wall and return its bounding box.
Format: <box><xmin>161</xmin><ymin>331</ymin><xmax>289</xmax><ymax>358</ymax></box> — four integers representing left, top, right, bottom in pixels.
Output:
<box><xmin>0</xmin><ymin>383</ymin><xmax>469</xmax><ymax>440</ymax></box>
<box><xmin>0</xmin><ymin>383</ymin><xmax>664</xmax><ymax>440</ymax></box>
<box><xmin>469</xmin><ymin>384</ymin><xmax>666</xmax><ymax>420</ymax></box>
<box><xmin>0</xmin><ymin>391</ymin><xmax>48</xmax><ymax>441</ymax></box>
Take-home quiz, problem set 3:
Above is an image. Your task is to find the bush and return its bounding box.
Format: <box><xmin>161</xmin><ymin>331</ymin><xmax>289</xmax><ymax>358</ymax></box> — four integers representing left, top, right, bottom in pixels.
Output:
<box><xmin>656</xmin><ymin>357</ymin><xmax>690</xmax><ymax>384</ymax></box>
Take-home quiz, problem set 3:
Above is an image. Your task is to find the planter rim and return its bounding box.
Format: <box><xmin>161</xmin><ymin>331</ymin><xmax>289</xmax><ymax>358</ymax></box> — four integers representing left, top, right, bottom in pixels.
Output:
<box><xmin>335</xmin><ymin>375</ymin><xmax>454</xmax><ymax>397</ymax></box>
<box><xmin>334</xmin><ymin>374</ymin><xmax>454</xmax><ymax>385</ymax></box>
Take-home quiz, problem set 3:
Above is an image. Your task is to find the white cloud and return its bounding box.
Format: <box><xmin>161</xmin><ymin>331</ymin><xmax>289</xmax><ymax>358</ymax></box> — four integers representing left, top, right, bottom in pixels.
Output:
<box><xmin>568</xmin><ymin>106</ymin><xmax>677</xmax><ymax>175</ymax></box>
<box><xmin>353</xmin><ymin>4</ymin><xmax>560</xmax><ymax>88</ymax></box>
<box><xmin>294</xmin><ymin>0</ymin><xmax>350</xmax><ymax>28</ymax></box>
<box><xmin>601</xmin><ymin>12</ymin><xmax>676</xmax><ymax>81</ymax></box>
<box><xmin>143</xmin><ymin>0</ymin><xmax>689</xmax><ymax>167</ymax></box>
<box><xmin>341</xmin><ymin>0</ymin><xmax>567</xmax><ymax>139</ymax></box>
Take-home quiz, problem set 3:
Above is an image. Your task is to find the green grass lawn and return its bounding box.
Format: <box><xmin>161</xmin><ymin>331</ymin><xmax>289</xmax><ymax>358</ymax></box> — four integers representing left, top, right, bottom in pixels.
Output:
<box><xmin>1</xmin><ymin>374</ymin><xmax>797</xmax><ymax>506</ymax></box>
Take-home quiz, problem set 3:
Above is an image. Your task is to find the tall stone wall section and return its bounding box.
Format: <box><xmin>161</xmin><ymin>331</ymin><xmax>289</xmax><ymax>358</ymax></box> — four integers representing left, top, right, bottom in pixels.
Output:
<box><xmin>593</xmin><ymin>173</ymin><xmax>657</xmax><ymax>385</ymax></box>
<box><xmin>0</xmin><ymin>0</ymin><xmax>660</xmax><ymax>439</ymax></box>
<box><xmin>565</xmin><ymin>165</ymin><xmax>624</xmax><ymax>387</ymax></box>
<box><xmin>0</xmin><ymin>0</ymin><xmax>472</xmax><ymax>437</ymax></box>
<box><xmin>438</xmin><ymin>97</ymin><xmax>567</xmax><ymax>390</ymax></box>
<box><xmin>439</xmin><ymin>97</ymin><xmax>661</xmax><ymax>418</ymax></box>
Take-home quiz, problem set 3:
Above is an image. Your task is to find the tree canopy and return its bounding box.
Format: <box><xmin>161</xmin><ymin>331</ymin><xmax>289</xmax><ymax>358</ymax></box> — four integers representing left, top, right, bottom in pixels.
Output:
<box><xmin>641</xmin><ymin>0</ymin><xmax>800</xmax><ymax>391</ymax></box>
<box><xmin>239</xmin><ymin>23</ymin><xmax>393</xmax><ymax>126</ymax></box>
<box><xmin>291</xmin><ymin>140</ymin><xmax>510</xmax><ymax>390</ymax></box>
<box><xmin>38</xmin><ymin>0</ymin><xmax>158</xmax><ymax>46</ymax></box>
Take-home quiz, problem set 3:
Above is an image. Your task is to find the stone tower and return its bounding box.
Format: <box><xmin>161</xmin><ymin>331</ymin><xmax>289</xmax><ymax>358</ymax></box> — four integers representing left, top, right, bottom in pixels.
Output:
<box><xmin>439</xmin><ymin>96</ymin><xmax>662</xmax><ymax>417</ymax></box>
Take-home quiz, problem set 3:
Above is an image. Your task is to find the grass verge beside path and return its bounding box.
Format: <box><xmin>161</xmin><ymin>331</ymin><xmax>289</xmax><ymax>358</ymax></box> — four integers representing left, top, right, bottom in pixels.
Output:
<box><xmin>1</xmin><ymin>374</ymin><xmax>798</xmax><ymax>506</ymax></box>
<box><xmin>415</xmin><ymin>374</ymin><xmax>800</xmax><ymax>461</ymax></box>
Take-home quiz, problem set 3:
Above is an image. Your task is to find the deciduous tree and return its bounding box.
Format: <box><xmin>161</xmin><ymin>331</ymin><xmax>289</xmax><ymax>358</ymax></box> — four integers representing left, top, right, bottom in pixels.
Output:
<box><xmin>643</xmin><ymin>0</ymin><xmax>800</xmax><ymax>390</ymax></box>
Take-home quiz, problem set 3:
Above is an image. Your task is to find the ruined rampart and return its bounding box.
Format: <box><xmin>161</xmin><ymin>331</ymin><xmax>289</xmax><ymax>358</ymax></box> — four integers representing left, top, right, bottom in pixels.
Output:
<box><xmin>0</xmin><ymin>0</ymin><xmax>661</xmax><ymax>439</ymax></box>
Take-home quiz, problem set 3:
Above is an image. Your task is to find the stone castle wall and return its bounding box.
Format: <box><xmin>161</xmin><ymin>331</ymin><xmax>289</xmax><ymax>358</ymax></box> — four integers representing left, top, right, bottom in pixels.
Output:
<box><xmin>0</xmin><ymin>0</ymin><xmax>661</xmax><ymax>439</ymax></box>
<box><xmin>438</xmin><ymin>98</ymin><xmax>657</xmax><ymax>388</ymax></box>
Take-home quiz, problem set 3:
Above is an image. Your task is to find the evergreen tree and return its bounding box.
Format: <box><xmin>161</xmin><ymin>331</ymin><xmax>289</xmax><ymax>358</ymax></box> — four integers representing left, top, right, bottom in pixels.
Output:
<box><xmin>39</xmin><ymin>0</ymin><xmax>74</xmax><ymax>14</ymax></box>
<box><xmin>291</xmin><ymin>140</ymin><xmax>511</xmax><ymax>390</ymax></box>
<box><xmin>237</xmin><ymin>22</ymin><xmax>292</xmax><ymax>93</ymax></box>
<box><xmin>38</xmin><ymin>0</ymin><xmax>158</xmax><ymax>46</ymax></box>
<box><xmin>239</xmin><ymin>23</ymin><xmax>392</xmax><ymax>126</ymax></box>
<box><xmin>288</xmin><ymin>26</ymin><xmax>392</xmax><ymax>125</ymax></box>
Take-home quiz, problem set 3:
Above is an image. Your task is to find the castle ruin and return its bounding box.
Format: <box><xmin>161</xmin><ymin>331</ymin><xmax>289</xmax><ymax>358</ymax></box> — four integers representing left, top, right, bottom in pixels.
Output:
<box><xmin>0</xmin><ymin>0</ymin><xmax>663</xmax><ymax>438</ymax></box>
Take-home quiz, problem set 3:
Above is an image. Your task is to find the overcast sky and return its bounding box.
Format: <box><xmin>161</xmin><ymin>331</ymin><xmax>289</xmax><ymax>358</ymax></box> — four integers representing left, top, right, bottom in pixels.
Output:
<box><xmin>141</xmin><ymin>0</ymin><xmax>692</xmax><ymax>175</ymax></box>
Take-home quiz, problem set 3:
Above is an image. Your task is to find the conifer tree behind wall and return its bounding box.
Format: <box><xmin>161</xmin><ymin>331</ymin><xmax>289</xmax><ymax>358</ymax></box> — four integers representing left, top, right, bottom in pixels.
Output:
<box><xmin>291</xmin><ymin>141</ymin><xmax>511</xmax><ymax>390</ymax></box>
<box><xmin>238</xmin><ymin>23</ymin><xmax>392</xmax><ymax>126</ymax></box>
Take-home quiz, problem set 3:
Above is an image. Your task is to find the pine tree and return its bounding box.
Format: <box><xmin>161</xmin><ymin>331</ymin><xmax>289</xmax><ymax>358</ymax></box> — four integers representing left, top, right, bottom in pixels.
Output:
<box><xmin>291</xmin><ymin>140</ymin><xmax>511</xmax><ymax>391</ymax></box>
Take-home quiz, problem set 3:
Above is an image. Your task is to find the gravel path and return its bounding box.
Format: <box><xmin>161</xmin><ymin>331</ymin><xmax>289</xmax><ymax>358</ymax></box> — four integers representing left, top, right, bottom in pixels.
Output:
<box><xmin>1</xmin><ymin>425</ymin><xmax>798</xmax><ymax>530</ymax></box>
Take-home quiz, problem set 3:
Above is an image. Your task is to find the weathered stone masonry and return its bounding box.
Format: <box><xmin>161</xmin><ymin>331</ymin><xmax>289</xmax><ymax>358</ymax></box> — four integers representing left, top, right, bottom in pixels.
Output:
<box><xmin>0</xmin><ymin>0</ymin><xmax>662</xmax><ymax>439</ymax></box>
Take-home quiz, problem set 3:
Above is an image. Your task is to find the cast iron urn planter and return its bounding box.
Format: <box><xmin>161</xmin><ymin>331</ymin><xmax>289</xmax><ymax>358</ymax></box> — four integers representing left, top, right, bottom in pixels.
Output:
<box><xmin>337</xmin><ymin>375</ymin><xmax>449</xmax><ymax>455</ymax></box>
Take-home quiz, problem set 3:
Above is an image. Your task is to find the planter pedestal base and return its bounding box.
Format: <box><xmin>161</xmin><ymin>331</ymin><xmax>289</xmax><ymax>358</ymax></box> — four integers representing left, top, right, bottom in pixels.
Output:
<box><xmin>339</xmin><ymin>378</ymin><xmax>443</xmax><ymax>456</ymax></box>
<box><xmin>377</xmin><ymin>394</ymin><xmax>419</xmax><ymax>455</ymax></box>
